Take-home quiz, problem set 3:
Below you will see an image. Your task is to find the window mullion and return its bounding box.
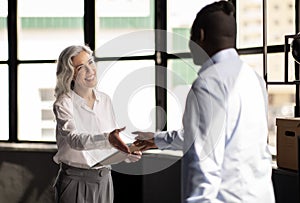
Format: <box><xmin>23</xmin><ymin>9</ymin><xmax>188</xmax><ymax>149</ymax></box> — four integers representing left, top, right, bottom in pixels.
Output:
<box><xmin>7</xmin><ymin>0</ymin><xmax>18</xmax><ymax>142</ymax></box>
<box><xmin>155</xmin><ymin>0</ymin><xmax>167</xmax><ymax>131</ymax></box>
<box><xmin>84</xmin><ymin>0</ymin><xmax>96</xmax><ymax>51</ymax></box>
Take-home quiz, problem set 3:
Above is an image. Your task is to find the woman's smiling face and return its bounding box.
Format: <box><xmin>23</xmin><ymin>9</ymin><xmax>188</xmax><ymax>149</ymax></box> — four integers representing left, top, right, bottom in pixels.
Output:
<box><xmin>72</xmin><ymin>51</ymin><xmax>97</xmax><ymax>89</ymax></box>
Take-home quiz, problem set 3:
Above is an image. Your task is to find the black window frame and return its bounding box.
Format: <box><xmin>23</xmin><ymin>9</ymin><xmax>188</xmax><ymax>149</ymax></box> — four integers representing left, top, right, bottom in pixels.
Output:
<box><xmin>3</xmin><ymin>0</ymin><xmax>300</xmax><ymax>143</ymax></box>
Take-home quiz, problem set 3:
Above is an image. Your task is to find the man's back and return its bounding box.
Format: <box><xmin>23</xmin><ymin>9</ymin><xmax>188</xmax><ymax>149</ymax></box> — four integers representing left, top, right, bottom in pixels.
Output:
<box><xmin>182</xmin><ymin>48</ymin><xmax>275</xmax><ymax>202</ymax></box>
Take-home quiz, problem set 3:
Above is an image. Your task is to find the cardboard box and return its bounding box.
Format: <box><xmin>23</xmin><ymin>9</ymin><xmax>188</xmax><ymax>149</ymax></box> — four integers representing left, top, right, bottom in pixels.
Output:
<box><xmin>276</xmin><ymin>117</ymin><xmax>300</xmax><ymax>171</ymax></box>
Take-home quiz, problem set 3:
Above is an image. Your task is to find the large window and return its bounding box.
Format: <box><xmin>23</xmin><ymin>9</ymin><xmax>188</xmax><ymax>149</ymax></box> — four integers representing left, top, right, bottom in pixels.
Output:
<box><xmin>3</xmin><ymin>0</ymin><xmax>155</xmax><ymax>142</ymax></box>
<box><xmin>2</xmin><ymin>0</ymin><xmax>299</xmax><ymax>155</ymax></box>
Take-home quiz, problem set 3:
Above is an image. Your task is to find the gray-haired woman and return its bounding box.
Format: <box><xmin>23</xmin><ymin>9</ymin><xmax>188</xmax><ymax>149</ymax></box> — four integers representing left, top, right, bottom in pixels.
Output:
<box><xmin>53</xmin><ymin>45</ymin><xmax>141</xmax><ymax>203</ymax></box>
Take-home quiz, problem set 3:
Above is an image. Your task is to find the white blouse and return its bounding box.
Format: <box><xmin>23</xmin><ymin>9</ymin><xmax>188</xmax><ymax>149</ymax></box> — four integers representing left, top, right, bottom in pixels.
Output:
<box><xmin>53</xmin><ymin>89</ymin><xmax>119</xmax><ymax>169</ymax></box>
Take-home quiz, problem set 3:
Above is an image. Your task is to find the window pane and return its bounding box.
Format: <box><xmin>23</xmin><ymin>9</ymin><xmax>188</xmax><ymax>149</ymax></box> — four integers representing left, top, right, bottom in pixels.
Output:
<box><xmin>267</xmin><ymin>0</ymin><xmax>295</xmax><ymax>45</ymax></box>
<box><xmin>0</xmin><ymin>0</ymin><xmax>8</xmax><ymax>60</ymax></box>
<box><xmin>18</xmin><ymin>64</ymin><xmax>56</xmax><ymax>141</ymax></box>
<box><xmin>95</xmin><ymin>0</ymin><xmax>154</xmax><ymax>55</ymax></box>
<box><xmin>167</xmin><ymin>58</ymin><xmax>198</xmax><ymax>130</ymax></box>
<box><xmin>95</xmin><ymin>30</ymin><xmax>155</xmax><ymax>58</ymax></box>
<box><xmin>97</xmin><ymin>60</ymin><xmax>155</xmax><ymax>143</ymax></box>
<box><xmin>167</xmin><ymin>0</ymin><xmax>216</xmax><ymax>53</ymax></box>
<box><xmin>268</xmin><ymin>85</ymin><xmax>295</xmax><ymax>154</ymax></box>
<box><xmin>18</xmin><ymin>0</ymin><xmax>84</xmax><ymax>60</ymax></box>
<box><xmin>267</xmin><ymin>53</ymin><xmax>295</xmax><ymax>82</ymax></box>
<box><xmin>237</xmin><ymin>1</ymin><xmax>295</xmax><ymax>48</ymax></box>
<box><xmin>0</xmin><ymin>65</ymin><xmax>8</xmax><ymax>140</ymax></box>
<box><xmin>236</xmin><ymin>1</ymin><xmax>263</xmax><ymax>48</ymax></box>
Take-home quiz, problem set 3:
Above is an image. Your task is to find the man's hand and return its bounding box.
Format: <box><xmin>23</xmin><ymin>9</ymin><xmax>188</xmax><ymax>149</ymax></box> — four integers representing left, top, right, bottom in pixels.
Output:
<box><xmin>108</xmin><ymin>127</ymin><xmax>130</xmax><ymax>154</ymax></box>
<box><xmin>132</xmin><ymin>131</ymin><xmax>158</xmax><ymax>151</ymax></box>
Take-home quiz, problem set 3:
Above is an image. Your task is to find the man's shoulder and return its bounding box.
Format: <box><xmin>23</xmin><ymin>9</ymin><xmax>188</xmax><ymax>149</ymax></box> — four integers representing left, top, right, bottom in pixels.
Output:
<box><xmin>190</xmin><ymin>58</ymin><xmax>251</xmax><ymax>92</ymax></box>
<box><xmin>191</xmin><ymin>63</ymin><xmax>225</xmax><ymax>90</ymax></box>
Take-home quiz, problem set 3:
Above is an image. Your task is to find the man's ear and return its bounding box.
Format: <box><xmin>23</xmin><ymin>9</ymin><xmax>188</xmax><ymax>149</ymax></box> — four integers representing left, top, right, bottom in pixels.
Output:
<box><xmin>199</xmin><ymin>28</ymin><xmax>205</xmax><ymax>42</ymax></box>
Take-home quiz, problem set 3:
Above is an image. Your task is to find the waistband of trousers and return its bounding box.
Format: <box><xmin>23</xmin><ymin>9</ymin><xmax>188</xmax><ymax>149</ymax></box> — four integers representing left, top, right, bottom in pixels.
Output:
<box><xmin>60</xmin><ymin>163</ymin><xmax>111</xmax><ymax>180</ymax></box>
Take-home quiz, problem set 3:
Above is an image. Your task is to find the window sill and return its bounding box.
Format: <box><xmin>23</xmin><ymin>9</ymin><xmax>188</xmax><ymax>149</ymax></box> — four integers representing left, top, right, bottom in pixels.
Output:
<box><xmin>0</xmin><ymin>142</ymin><xmax>57</xmax><ymax>152</ymax></box>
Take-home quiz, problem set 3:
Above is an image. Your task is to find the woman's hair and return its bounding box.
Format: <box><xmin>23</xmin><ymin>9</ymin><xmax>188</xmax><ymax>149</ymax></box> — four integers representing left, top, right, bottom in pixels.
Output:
<box><xmin>54</xmin><ymin>45</ymin><xmax>93</xmax><ymax>99</ymax></box>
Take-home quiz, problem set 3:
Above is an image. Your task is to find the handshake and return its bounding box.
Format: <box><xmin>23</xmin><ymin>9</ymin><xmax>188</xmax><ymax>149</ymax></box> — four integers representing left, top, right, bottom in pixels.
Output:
<box><xmin>108</xmin><ymin>127</ymin><xmax>157</xmax><ymax>163</ymax></box>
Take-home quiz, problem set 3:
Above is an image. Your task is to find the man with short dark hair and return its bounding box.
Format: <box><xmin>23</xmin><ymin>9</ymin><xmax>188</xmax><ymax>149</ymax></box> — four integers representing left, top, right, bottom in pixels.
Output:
<box><xmin>134</xmin><ymin>1</ymin><xmax>275</xmax><ymax>202</ymax></box>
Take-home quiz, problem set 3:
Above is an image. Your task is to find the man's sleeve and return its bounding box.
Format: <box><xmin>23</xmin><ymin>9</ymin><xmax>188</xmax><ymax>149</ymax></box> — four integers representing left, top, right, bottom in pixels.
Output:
<box><xmin>154</xmin><ymin>129</ymin><xmax>184</xmax><ymax>150</ymax></box>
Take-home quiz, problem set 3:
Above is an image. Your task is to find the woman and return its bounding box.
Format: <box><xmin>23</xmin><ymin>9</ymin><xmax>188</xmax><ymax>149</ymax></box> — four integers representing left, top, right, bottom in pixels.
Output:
<box><xmin>53</xmin><ymin>45</ymin><xmax>141</xmax><ymax>203</ymax></box>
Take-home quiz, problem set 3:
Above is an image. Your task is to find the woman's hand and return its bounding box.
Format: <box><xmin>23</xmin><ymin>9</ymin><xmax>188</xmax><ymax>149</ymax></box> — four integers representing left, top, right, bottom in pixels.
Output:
<box><xmin>108</xmin><ymin>127</ymin><xmax>130</xmax><ymax>154</ymax></box>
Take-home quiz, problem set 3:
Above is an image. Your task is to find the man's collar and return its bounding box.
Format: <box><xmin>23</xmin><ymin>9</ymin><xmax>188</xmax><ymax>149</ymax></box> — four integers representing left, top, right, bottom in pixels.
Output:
<box><xmin>198</xmin><ymin>48</ymin><xmax>238</xmax><ymax>75</ymax></box>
